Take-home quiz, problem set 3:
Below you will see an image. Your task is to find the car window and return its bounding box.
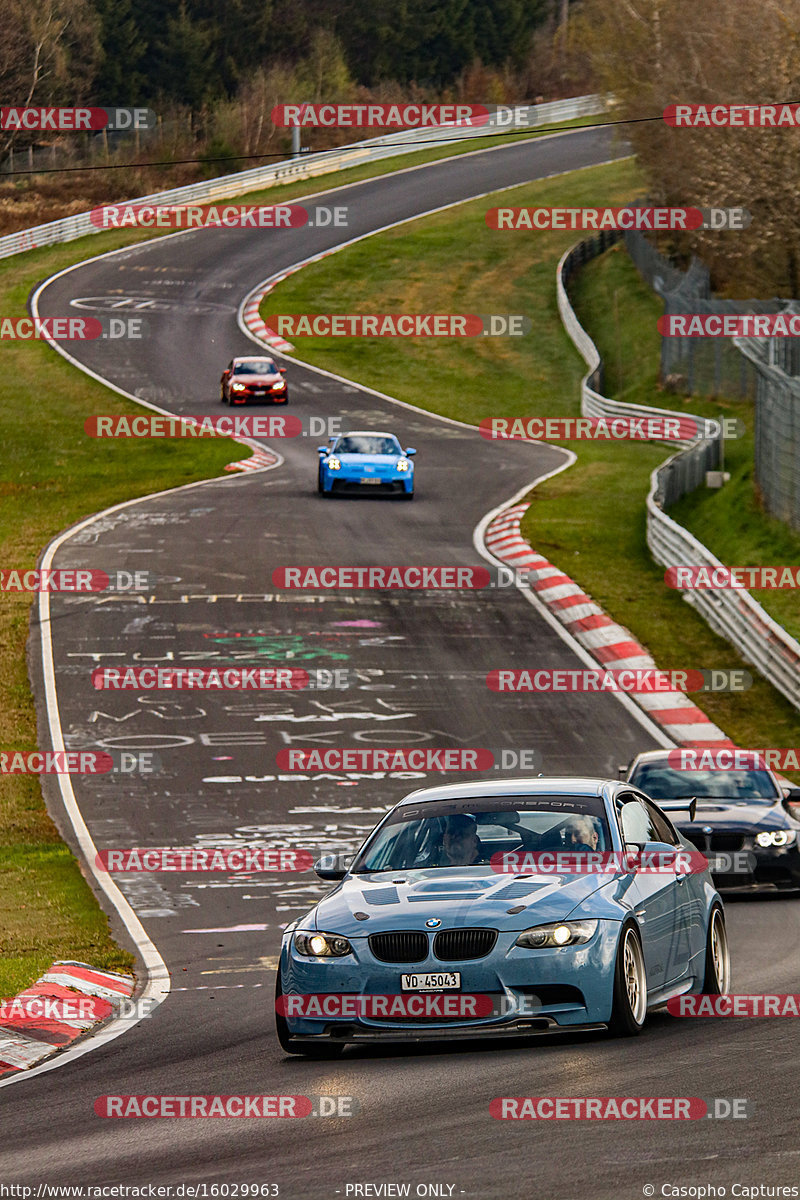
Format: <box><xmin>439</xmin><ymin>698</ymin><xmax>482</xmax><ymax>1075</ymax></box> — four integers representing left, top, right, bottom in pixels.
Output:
<box><xmin>350</xmin><ymin>796</ymin><xmax>611</xmax><ymax>873</ymax></box>
<box><xmin>619</xmin><ymin>796</ymin><xmax>660</xmax><ymax>845</ymax></box>
<box><xmin>642</xmin><ymin>799</ymin><xmax>680</xmax><ymax>845</ymax></box>
<box><xmin>631</xmin><ymin>762</ymin><xmax>780</xmax><ymax>803</ymax></box>
<box><xmin>334</xmin><ymin>435</ymin><xmax>401</xmax><ymax>456</ymax></box>
<box><xmin>234</xmin><ymin>360</ymin><xmax>276</xmax><ymax>375</ymax></box>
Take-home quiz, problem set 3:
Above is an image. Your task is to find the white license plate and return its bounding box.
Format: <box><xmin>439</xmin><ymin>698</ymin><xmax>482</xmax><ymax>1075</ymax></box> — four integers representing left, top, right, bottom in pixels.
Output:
<box><xmin>252</xmin><ymin>389</ymin><xmax>265</xmax><ymax>395</ymax></box>
<box><xmin>401</xmin><ymin>972</ymin><xmax>460</xmax><ymax>991</ymax></box>
<box><xmin>360</xmin><ymin>477</ymin><xmax>382</xmax><ymax>484</ymax></box>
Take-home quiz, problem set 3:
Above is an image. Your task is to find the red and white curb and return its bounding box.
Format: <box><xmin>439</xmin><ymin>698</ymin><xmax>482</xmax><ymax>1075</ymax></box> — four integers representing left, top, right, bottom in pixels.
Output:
<box><xmin>0</xmin><ymin>961</ymin><xmax>135</xmax><ymax>1077</ymax></box>
<box><xmin>239</xmin><ymin>247</ymin><xmax>341</xmax><ymax>353</ymax></box>
<box><xmin>241</xmin><ymin>274</ymin><xmax>298</xmax><ymax>352</ymax></box>
<box><xmin>223</xmin><ymin>438</ymin><xmax>279</xmax><ymax>473</ymax></box>
<box><xmin>484</xmin><ymin>504</ymin><xmax>734</xmax><ymax>749</ymax></box>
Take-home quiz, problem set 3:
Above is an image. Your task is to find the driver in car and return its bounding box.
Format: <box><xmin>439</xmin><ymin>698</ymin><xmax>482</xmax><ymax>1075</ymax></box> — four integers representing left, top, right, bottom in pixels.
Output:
<box><xmin>564</xmin><ymin>815</ymin><xmax>600</xmax><ymax>852</ymax></box>
<box><xmin>440</xmin><ymin>814</ymin><xmax>485</xmax><ymax>866</ymax></box>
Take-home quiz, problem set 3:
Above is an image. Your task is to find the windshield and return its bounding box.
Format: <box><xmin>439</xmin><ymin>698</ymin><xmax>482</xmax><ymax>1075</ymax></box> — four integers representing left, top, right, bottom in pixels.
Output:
<box><xmin>350</xmin><ymin>795</ymin><xmax>612</xmax><ymax>873</ymax></box>
<box><xmin>632</xmin><ymin>764</ymin><xmax>780</xmax><ymax>804</ymax></box>
<box><xmin>234</xmin><ymin>360</ymin><xmax>277</xmax><ymax>375</ymax></box>
<box><xmin>333</xmin><ymin>435</ymin><xmax>401</xmax><ymax>456</ymax></box>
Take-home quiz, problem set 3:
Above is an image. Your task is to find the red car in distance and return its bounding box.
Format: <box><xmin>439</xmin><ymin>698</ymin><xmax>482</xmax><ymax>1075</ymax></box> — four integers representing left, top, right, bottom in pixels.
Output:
<box><xmin>220</xmin><ymin>356</ymin><xmax>289</xmax><ymax>404</ymax></box>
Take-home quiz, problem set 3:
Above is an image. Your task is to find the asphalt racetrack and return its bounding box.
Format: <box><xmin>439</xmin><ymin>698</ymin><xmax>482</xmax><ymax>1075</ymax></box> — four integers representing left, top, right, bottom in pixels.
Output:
<box><xmin>3</xmin><ymin>124</ymin><xmax>798</xmax><ymax>1198</ymax></box>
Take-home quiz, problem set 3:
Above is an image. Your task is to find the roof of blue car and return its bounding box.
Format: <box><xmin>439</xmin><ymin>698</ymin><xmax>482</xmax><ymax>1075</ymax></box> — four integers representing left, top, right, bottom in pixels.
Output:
<box><xmin>397</xmin><ymin>777</ymin><xmax>615</xmax><ymax>805</ymax></box>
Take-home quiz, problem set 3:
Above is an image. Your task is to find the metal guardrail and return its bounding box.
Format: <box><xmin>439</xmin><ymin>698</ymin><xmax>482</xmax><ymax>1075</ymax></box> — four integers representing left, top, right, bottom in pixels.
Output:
<box><xmin>0</xmin><ymin>93</ymin><xmax>610</xmax><ymax>261</ymax></box>
<box><xmin>557</xmin><ymin>234</ymin><xmax>800</xmax><ymax>714</ymax></box>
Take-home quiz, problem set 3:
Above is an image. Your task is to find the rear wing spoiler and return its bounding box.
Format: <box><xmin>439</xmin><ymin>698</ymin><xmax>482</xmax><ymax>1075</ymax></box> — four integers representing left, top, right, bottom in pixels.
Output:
<box><xmin>657</xmin><ymin>797</ymin><xmax>697</xmax><ymax>821</ymax></box>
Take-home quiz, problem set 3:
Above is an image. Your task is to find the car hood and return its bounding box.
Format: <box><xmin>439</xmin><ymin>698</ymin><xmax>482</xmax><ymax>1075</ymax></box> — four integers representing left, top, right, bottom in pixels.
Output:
<box><xmin>310</xmin><ymin>867</ymin><xmax>613</xmax><ymax>936</ymax></box>
<box><xmin>676</xmin><ymin>799</ymin><xmax>797</xmax><ymax>833</ymax></box>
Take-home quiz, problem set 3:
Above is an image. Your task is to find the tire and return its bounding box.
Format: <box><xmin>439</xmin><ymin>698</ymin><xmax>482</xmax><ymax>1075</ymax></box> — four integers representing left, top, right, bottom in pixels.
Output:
<box><xmin>701</xmin><ymin>905</ymin><xmax>730</xmax><ymax>994</ymax></box>
<box><xmin>608</xmin><ymin>923</ymin><xmax>648</xmax><ymax>1036</ymax></box>
<box><xmin>220</xmin><ymin>388</ymin><xmax>227</xmax><ymax>403</ymax></box>
<box><xmin>274</xmin><ymin>973</ymin><xmax>345</xmax><ymax>1058</ymax></box>
<box><xmin>317</xmin><ymin>469</ymin><xmax>324</xmax><ymax>494</ymax></box>
<box><xmin>400</xmin><ymin>490</ymin><xmax>414</xmax><ymax>501</ymax></box>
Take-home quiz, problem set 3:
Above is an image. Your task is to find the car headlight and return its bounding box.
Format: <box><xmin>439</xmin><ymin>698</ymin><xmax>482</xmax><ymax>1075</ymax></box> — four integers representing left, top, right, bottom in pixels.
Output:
<box><xmin>326</xmin><ymin>457</ymin><xmax>341</xmax><ymax>470</ymax></box>
<box><xmin>755</xmin><ymin>830</ymin><xmax>797</xmax><ymax>848</ymax></box>
<box><xmin>272</xmin><ymin>380</ymin><xmax>286</xmax><ymax>389</ymax></box>
<box><xmin>231</xmin><ymin>381</ymin><xmax>246</xmax><ymax>391</ymax></box>
<box><xmin>396</xmin><ymin>459</ymin><xmax>411</xmax><ymax>472</ymax></box>
<box><xmin>294</xmin><ymin>931</ymin><xmax>353</xmax><ymax>957</ymax></box>
<box><xmin>515</xmin><ymin>920</ymin><xmax>598</xmax><ymax>949</ymax></box>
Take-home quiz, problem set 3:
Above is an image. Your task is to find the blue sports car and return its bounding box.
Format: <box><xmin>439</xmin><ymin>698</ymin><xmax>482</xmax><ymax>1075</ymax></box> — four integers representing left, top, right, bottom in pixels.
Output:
<box><xmin>275</xmin><ymin>778</ymin><xmax>730</xmax><ymax>1057</ymax></box>
<box><xmin>317</xmin><ymin>431</ymin><xmax>415</xmax><ymax>498</ymax></box>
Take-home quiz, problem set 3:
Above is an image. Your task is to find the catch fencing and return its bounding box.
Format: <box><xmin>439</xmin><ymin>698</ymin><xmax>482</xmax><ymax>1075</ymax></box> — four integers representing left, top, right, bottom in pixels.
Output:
<box><xmin>557</xmin><ymin>233</ymin><xmax>800</xmax><ymax>714</ymax></box>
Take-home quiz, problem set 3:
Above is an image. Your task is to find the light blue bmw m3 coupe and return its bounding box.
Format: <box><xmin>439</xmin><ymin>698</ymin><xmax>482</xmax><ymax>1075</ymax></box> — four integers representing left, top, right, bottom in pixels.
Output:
<box><xmin>275</xmin><ymin>777</ymin><xmax>729</xmax><ymax>1057</ymax></box>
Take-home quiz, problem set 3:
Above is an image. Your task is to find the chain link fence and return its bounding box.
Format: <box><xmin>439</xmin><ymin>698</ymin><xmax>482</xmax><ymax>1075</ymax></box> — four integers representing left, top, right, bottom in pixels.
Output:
<box><xmin>736</xmin><ymin>331</ymin><xmax>800</xmax><ymax>531</ymax></box>
<box><xmin>557</xmin><ymin>231</ymin><xmax>800</xmax><ymax>714</ymax></box>
<box><xmin>624</xmin><ymin>228</ymin><xmax>800</xmax><ymax>532</ymax></box>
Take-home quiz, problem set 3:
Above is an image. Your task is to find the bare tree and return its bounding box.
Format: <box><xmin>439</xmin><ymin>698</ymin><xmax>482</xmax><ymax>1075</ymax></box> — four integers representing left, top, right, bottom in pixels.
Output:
<box><xmin>573</xmin><ymin>0</ymin><xmax>800</xmax><ymax>295</ymax></box>
<box><xmin>0</xmin><ymin>0</ymin><xmax>99</xmax><ymax>160</ymax></box>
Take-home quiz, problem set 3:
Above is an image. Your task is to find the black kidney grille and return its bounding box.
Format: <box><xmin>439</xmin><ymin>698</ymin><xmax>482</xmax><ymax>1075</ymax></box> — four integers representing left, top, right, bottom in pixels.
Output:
<box><xmin>433</xmin><ymin>928</ymin><xmax>498</xmax><ymax>961</ymax></box>
<box><xmin>710</xmin><ymin>833</ymin><xmax>745</xmax><ymax>852</ymax></box>
<box><xmin>369</xmin><ymin>931</ymin><xmax>428</xmax><ymax>963</ymax></box>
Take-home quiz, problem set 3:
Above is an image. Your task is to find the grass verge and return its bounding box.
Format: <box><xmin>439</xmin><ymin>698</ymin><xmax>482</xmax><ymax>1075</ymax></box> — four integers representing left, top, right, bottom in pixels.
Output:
<box><xmin>260</xmin><ymin>156</ymin><xmax>800</xmax><ymax>773</ymax></box>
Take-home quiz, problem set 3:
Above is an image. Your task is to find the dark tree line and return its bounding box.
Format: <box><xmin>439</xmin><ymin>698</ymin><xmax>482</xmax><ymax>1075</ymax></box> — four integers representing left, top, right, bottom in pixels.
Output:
<box><xmin>92</xmin><ymin>0</ymin><xmax>550</xmax><ymax>106</ymax></box>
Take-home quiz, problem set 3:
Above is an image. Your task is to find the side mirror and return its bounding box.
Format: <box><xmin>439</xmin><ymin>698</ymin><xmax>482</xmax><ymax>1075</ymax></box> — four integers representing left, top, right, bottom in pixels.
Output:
<box><xmin>782</xmin><ymin>787</ymin><xmax>800</xmax><ymax>813</ymax></box>
<box><xmin>618</xmin><ymin>763</ymin><xmax>629</xmax><ymax>779</ymax></box>
<box><xmin>279</xmin><ymin>367</ymin><xmax>287</xmax><ymax>375</ymax></box>
<box><xmin>317</xmin><ymin>446</ymin><xmax>329</xmax><ymax>454</ymax></box>
<box><xmin>404</xmin><ymin>447</ymin><xmax>417</xmax><ymax>456</ymax></box>
<box><xmin>623</xmin><ymin>842</ymin><xmax>644</xmax><ymax>868</ymax></box>
<box><xmin>314</xmin><ymin>853</ymin><xmax>354</xmax><ymax>881</ymax></box>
